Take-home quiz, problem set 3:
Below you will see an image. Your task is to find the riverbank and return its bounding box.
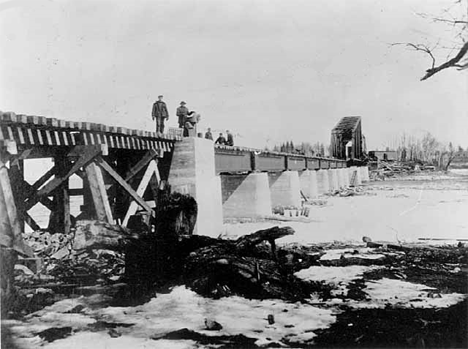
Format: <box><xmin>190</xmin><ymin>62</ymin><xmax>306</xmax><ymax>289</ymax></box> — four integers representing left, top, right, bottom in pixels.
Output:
<box><xmin>2</xmin><ymin>171</ymin><xmax>467</xmax><ymax>348</ymax></box>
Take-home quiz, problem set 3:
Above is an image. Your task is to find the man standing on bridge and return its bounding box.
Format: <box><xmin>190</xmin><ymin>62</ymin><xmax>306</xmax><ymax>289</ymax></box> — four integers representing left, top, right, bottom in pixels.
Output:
<box><xmin>152</xmin><ymin>95</ymin><xmax>169</xmax><ymax>133</ymax></box>
<box><xmin>176</xmin><ymin>101</ymin><xmax>189</xmax><ymax>128</ymax></box>
<box><xmin>226</xmin><ymin>130</ymin><xmax>234</xmax><ymax>146</ymax></box>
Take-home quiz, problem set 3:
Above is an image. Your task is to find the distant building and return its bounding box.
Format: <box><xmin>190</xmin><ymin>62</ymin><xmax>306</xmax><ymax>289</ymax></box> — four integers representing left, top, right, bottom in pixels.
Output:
<box><xmin>330</xmin><ymin>116</ymin><xmax>365</xmax><ymax>160</ymax></box>
<box><xmin>369</xmin><ymin>150</ymin><xmax>397</xmax><ymax>161</ymax></box>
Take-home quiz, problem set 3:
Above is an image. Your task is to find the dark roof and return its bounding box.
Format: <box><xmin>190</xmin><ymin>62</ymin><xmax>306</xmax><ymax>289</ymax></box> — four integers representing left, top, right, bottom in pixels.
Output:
<box><xmin>332</xmin><ymin>116</ymin><xmax>361</xmax><ymax>133</ymax></box>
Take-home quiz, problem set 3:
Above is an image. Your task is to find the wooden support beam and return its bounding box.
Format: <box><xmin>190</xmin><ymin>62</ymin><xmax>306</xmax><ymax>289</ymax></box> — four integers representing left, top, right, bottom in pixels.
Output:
<box><xmin>124</xmin><ymin>149</ymin><xmax>162</xmax><ymax>182</ymax></box>
<box><xmin>68</xmin><ymin>188</ymin><xmax>84</xmax><ymax>196</ymax></box>
<box><xmin>24</xmin><ymin>145</ymin><xmax>104</xmax><ymax>211</ymax></box>
<box><xmin>51</xmin><ymin>151</ymin><xmax>72</xmax><ymax>234</ymax></box>
<box><xmin>9</xmin><ymin>158</ymin><xmax>25</xmax><ymax>233</ymax></box>
<box><xmin>24</xmin><ymin>213</ymin><xmax>41</xmax><ymax>232</ymax></box>
<box><xmin>0</xmin><ymin>140</ymin><xmax>17</xmax><ymax>157</ymax></box>
<box><xmin>94</xmin><ymin>157</ymin><xmax>155</xmax><ymax>224</ymax></box>
<box><xmin>84</xmin><ymin>162</ymin><xmax>114</xmax><ymax>223</ymax></box>
<box><xmin>29</xmin><ymin>166</ymin><xmax>56</xmax><ymax>192</ymax></box>
<box><xmin>104</xmin><ymin>149</ymin><xmax>161</xmax><ymax>195</ymax></box>
<box><xmin>20</xmin><ymin>180</ymin><xmax>56</xmax><ymax>212</ymax></box>
<box><xmin>0</xmin><ymin>159</ymin><xmax>32</xmax><ymax>256</ymax></box>
<box><xmin>121</xmin><ymin>159</ymin><xmax>159</xmax><ymax>226</ymax></box>
<box><xmin>67</xmin><ymin>144</ymin><xmax>108</xmax><ymax>157</ymax></box>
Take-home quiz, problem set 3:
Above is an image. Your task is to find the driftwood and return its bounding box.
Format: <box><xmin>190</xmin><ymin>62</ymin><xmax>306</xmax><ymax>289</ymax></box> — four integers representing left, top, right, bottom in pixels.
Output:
<box><xmin>182</xmin><ymin>226</ymin><xmax>310</xmax><ymax>300</ymax></box>
<box><xmin>72</xmin><ymin>220</ymin><xmax>134</xmax><ymax>251</ymax></box>
<box><xmin>50</xmin><ymin>185</ymin><xmax>315</xmax><ymax>302</ymax></box>
<box><xmin>124</xmin><ymin>184</ymin><xmax>198</xmax><ymax>289</ymax></box>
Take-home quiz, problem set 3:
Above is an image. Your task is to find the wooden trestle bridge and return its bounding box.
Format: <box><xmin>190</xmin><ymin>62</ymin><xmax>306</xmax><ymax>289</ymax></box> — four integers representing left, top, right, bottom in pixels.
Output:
<box><xmin>0</xmin><ymin>111</ymin><xmax>183</xmax><ymax>256</ymax></box>
<box><xmin>0</xmin><ymin>111</ymin><xmax>347</xmax><ymax>256</ymax></box>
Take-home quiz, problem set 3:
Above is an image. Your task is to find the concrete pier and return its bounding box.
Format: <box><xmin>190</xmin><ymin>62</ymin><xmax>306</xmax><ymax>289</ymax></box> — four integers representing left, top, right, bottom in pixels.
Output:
<box><xmin>350</xmin><ymin>166</ymin><xmax>362</xmax><ymax>186</ymax></box>
<box><xmin>168</xmin><ymin>137</ymin><xmax>223</xmax><ymax>237</ymax></box>
<box><xmin>328</xmin><ymin>169</ymin><xmax>339</xmax><ymax>192</ymax></box>
<box><xmin>222</xmin><ymin>172</ymin><xmax>272</xmax><ymax>218</ymax></box>
<box><xmin>269</xmin><ymin>171</ymin><xmax>301</xmax><ymax>208</ymax></box>
<box><xmin>337</xmin><ymin>168</ymin><xmax>346</xmax><ymax>189</ymax></box>
<box><xmin>362</xmin><ymin>166</ymin><xmax>370</xmax><ymax>182</ymax></box>
<box><xmin>299</xmin><ymin>170</ymin><xmax>318</xmax><ymax>199</ymax></box>
<box><xmin>343</xmin><ymin>168</ymin><xmax>350</xmax><ymax>187</ymax></box>
<box><xmin>317</xmin><ymin>169</ymin><xmax>330</xmax><ymax>194</ymax></box>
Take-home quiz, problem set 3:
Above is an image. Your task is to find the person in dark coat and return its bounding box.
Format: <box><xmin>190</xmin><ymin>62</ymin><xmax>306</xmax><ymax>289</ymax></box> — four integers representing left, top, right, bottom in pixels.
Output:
<box><xmin>176</xmin><ymin>101</ymin><xmax>189</xmax><ymax>128</ymax></box>
<box><xmin>215</xmin><ymin>133</ymin><xmax>226</xmax><ymax>145</ymax></box>
<box><xmin>152</xmin><ymin>95</ymin><xmax>169</xmax><ymax>133</ymax></box>
<box><xmin>226</xmin><ymin>130</ymin><xmax>234</xmax><ymax>146</ymax></box>
<box><xmin>183</xmin><ymin>111</ymin><xmax>201</xmax><ymax>137</ymax></box>
<box><xmin>205</xmin><ymin>128</ymin><xmax>213</xmax><ymax>140</ymax></box>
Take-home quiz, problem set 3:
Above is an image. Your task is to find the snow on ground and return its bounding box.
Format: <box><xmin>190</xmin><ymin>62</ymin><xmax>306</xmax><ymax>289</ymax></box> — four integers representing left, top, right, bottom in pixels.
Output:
<box><xmin>7</xmin><ymin>176</ymin><xmax>467</xmax><ymax>348</ymax></box>
<box><xmin>295</xmin><ymin>265</ymin><xmax>381</xmax><ymax>297</ymax></box>
<box><xmin>222</xmin><ymin>185</ymin><xmax>468</xmax><ymax>244</ymax></box>
<box><xmin>318</xmin><ymin>248</ymin><xmax>386</xmax><ymax>261</ymax></box>
<box><xmin>8</xmin><ymin>286</ymin><xmax>337</xmax><ymax>348</ymax></box>
<box><xmin>295</xmin><ymin>265</ymin><xmax>379</xmax><ymax>284</ymax></box>
<box><xmin>353</xmin><ymin>278</ymin><xmax>467</xmax><ymax>309</ymax></box>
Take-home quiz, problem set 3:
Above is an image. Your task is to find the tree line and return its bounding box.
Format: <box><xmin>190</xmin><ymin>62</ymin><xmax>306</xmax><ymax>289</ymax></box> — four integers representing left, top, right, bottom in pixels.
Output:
<box><xmin>267</xmin><ymin>141</ymin><xmax>327</xmax><ymax>157</ymax></box>
<box><xmin>395</xmin><ymin>132</ymin><xmax>465</xmax><ymax>171</ymax></box>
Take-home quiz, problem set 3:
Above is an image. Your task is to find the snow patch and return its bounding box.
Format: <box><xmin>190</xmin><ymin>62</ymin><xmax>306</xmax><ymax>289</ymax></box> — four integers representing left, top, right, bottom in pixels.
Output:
<box><xmin>93</xmin><ymin>286</ymin><xmax>336</xmax><ymax>346</ymax></box>
<box><xmin>354</xmin><ymin>278</ymin><xmax>467</xmax><ymax>309</ymax></box>
<box><xmin>319</xmin><ymin>248</ymin><xmax>385</xmax><ymax>261</ymax></box>
<box><xmin>295</xmin><ymin>265</ymin><xmax>379</xmax><ymax>284</ymax></box>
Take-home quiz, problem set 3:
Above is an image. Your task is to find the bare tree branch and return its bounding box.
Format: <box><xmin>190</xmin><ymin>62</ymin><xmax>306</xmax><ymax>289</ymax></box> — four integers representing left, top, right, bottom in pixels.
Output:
<box><xmin>391</xmin><ymin>41</ymin><xmax>468</xmax><ymax>80</ymax></box>
<box><xmin>420</xmin><ymin>41</ymin><xmax>468</xmax><ymax>80</ymax></box>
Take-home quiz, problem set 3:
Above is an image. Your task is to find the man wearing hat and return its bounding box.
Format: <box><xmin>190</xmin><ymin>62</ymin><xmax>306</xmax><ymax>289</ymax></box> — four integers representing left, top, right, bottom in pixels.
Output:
<box><xmin>152</xmin><ymin>95</ymin><xmax>169</xmax><ymax>133</ymax></box>
<box><xmin>176</xmin><ymin>101</ymin><xmax>189</xmax><ymax>128</ymax></box>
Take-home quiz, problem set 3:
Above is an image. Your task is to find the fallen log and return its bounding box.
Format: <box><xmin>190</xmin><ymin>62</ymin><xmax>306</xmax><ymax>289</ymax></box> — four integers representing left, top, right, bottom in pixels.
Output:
<box><xmin>182</xmin><ymin>226</ymin><xmax>311</xmax><ymax>300</ymax></box>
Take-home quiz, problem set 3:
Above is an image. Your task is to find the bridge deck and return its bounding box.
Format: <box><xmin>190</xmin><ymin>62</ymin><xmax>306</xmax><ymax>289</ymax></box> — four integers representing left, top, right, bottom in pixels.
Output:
<box><xmin>214</xmin><ymin>145</ymin><xmax>347</xmax><ymax>173</ymax></box>
<box><xmin>0</xmin><ymin>111</ymin><xmax>182</xmax><ymax>156</ymax></box>
<box><xmin>1</xmin><ymin>111</ymin><xmax>346</xmax><ymax>172</ymax></box>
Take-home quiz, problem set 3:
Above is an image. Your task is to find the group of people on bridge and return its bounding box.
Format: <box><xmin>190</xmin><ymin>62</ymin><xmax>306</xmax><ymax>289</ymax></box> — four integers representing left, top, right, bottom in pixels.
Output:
<box><xmin>152</xmin><ymin>95</ymin><xmax>234</xmax><ymax>145</ymax></box>
<box><xmin>152</xmin><ymin>95</ymin><xmax>199</xmax><ymax>136</ymax></box>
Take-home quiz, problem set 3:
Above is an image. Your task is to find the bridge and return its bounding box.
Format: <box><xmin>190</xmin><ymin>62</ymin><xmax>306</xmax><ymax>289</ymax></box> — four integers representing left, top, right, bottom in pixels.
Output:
<box><xmin>0</xmin><ymin>111</ymin><xmax>369</xmax><ymax>256</ymax></box>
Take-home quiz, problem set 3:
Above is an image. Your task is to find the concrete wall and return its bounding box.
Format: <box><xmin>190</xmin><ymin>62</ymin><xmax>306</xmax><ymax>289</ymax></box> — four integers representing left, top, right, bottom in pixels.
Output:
<box><xmin>317</xmin><ymin>169</ymin><xmax>330</xmax><ymax>194</ymax></box>
<box><xmin>361</xmin><ymin>166</ymin><xmax>370</xmax><ymax>182</ymax></box>
<box><xmin>222</xmin><ymin>172</ymin><xmax>272</xmax><ymax>218</ymax></box>
<box><xmin>299</xmin><ymin>170</ymin><xmax>318</xmax><ymax>199</ymax></box>
<box><xmin>168</xmin><ymin>137</ymin><xmax>223</xmax><ymax>237</ymax></box>
<box><xmin>268</xmin><ymin>171</ymin><xmax>301</xmax><ymax>208</ymax></box>
<box><xmin>328</xmin><ymin>169</ymin><xmax>339</xmax><ymax>192</ymax></box>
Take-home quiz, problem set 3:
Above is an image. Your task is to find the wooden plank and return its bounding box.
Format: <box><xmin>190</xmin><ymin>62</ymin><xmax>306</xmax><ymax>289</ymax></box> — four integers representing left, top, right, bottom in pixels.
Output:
<box><xmin>29</xmin><ymin>166</ymin><xmax>56</xmax><ymax>192</ymax></box>
<box><xmin>67</xmin><ymin>144</ymin><xmax>108</xmax><ymax>157</ymax></box>
<box><xmin>0</xmin><ymin>140</ymin><xmax>17</xmax><ymax>155</ymax></box>
<box><xmin>58</xmin><ymin>119</ymin><xmax>67</xmax><ymax>128</ymax></box>
<box><xmin>68</xmin><ymin>188</ymin><xmax>84</xmax><ymax>196</ymax></box>
<box><xmin>46</xmin><ymin>118</ymin><xmax>59</xmax><ymax>127</ymax></box>
<box><xmin>124</xmin><ymin>149</ymin><xmax>161</xmax><ymax>182</ymax></box>
<box><xmin>121</xmin><ymin>159</ymin><xmax>159</xmax><ymax>226</ymax></box>
<box><xmin>95</xmin><ymin>157</ymin><xmax>154</xmax><ymax>222</ymax></box>
<box><xmin>0</xmin><ymin>183</ymin><xmax>14</xmax><ymax>248</ymax></box>
<box><xmin>54</xmin><ymin>152</ymin><xmax>72</xmax><ymax>234</ymax></box>
<box><xmin>21</xmin><ymin>179</ymin><xmax>56</xmax><ymax>212</ymax></box>
<box><xmin>8</xmin><ymin>158</ymin><xmax>25</xmax><ymax>233</ymax></box>
<box><xmin>24</xmin><ymin>213</ymin><xmax>41</xmax><ymax>231</ymax></box>
<box><xmin>24</xmin><ymin>145</ymin><xmax>104</xmax><ymax>211</ymax></box>
<box><xmin>84</xmin><ymin>162</ymin><xmax>113</xmax><ymax>223</ymax></box>
<box><xmin>0</xmin><ymin>160</ymin><xmax>31</xmax><ymax>256</ymax></box>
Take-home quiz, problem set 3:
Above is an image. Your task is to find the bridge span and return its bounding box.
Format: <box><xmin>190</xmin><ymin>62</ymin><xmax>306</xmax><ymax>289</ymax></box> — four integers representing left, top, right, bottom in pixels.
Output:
<box><xmin>0</xmin><ymin>111</ymin><xmax>369</xmax><ymax>255</ymax></box>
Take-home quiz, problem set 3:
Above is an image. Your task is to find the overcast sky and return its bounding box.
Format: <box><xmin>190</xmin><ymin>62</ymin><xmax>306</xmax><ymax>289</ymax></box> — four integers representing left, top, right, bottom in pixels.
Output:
<box><xmin>0</xmin><ymin>0</ymin><xmax>467</xmax><ymax>150</ymax></box>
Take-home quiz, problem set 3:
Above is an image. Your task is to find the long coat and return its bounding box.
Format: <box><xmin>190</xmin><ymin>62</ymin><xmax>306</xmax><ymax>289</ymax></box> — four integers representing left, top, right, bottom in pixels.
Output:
<box><xmin>176</xmin><ymin>106</ymin><xmax>189</xmax><ymax>126</ymax></box>
<box><xmin>152</xmin><ymin>101</ymin><xmax>169</xmax><ymax>119</ymax></box>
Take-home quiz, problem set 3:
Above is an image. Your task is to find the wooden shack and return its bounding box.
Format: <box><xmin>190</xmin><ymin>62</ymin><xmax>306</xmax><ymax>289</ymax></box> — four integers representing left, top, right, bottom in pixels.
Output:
<box><xmin>330</xmin><ymin>116</ymin><xmax>363</xmax><ymax>160</ymax></box>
